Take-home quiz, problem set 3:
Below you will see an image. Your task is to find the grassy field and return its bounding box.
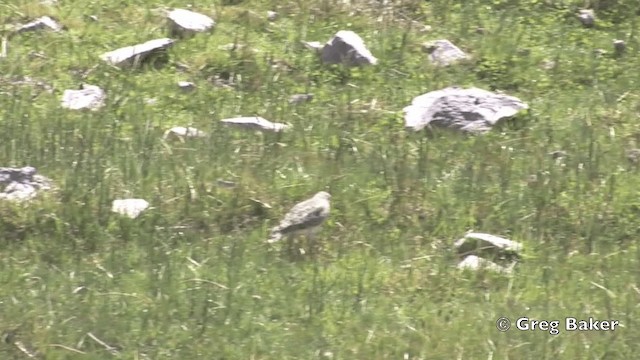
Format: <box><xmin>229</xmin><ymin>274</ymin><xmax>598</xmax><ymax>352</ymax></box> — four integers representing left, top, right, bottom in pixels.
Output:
<box><xmin>1</xmin><ymin>0</ymin><xmax>640</xmax><ymax>358</ymax></box>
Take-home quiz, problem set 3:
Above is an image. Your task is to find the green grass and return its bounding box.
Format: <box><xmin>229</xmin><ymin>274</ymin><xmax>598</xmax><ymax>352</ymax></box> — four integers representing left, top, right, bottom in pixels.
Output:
<box><xmin>2</xmin><ymin>0</ymin><xmax>640</xmax><ymax>358</ymax></box>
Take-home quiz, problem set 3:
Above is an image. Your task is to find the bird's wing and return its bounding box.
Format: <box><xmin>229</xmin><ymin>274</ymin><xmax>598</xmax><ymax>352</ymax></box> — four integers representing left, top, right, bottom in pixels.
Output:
<box><xmin>273</xmin><ymin>198</ymin><xmax>329</xmax><ymax>236</ymax></box>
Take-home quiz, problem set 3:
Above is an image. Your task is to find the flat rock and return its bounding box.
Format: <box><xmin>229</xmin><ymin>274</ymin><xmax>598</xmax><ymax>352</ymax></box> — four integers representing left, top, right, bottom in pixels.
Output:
<box><xmin>216</xmin><ymin>179</ymin><xmax>237</xmax><ymax>188</ymax></box>
<box><xmin>403</xmin><ymin>87</ymin><xmax>528</xmax><ymax>133</ymax></box>
<box><xmin>100</xmin><ymin>38</ymin><xmax>175</xmax><ymax>68</ymax></box>
<box><xmin>111</xmin><ymin>199</ymin><xmax>149</xmax><ymax>219</ymax></box>
<box><xmin>177</xmin><ymin>81</ymin><xmax>196</xmax><ymax>92</ymax></box>
<box><xmin>0</xmin><ymin>166</ymin><xmax>52</xmax><ymax>202</ymax></box>
<box><xmin>61</xmin><ymin>84</ymin><xmax>106</xmax><ymax>110</ymax></box>
<box><xmin>320</xmin><ymin>30</ymin><xmax>377</xmax><ymax>66</ymax></box>
<box><xmin>14</xmin><ymin>16</ymin><xmax>63</xmax><ymax>34</ymax></box>
<box><xmin>163</xmin><ymin>126</ymin><xmax>206</xmax><ymax>140</ymax></box>
<box><xmin>549</xmin><ymin>150</ymin><xmax>568</xmax><ymax>161</ymax></box>
<box><xmin>302</xmin><ymin>41</ymin><xmax>323</xmax><ymax>52</ymax></box>
<box><xmin>423</xmin><ymin>39</ymin><xmax>468</xmax><ymax>66</ymax></box>
<box><xmin>289</xmin><ymin>93</ymin><xmax>314</xmax><ymax>104</ymax></box>
<box><xmin>220</xmin><ymin>116</ymin><xmax>290</xmax><ymax>132</ymax></box>
<box><xmin>2</xmin><ymin>76</ymin><xmax>54</xmax><ymax>93</ymax></box>
<box><xmin>167</xmin><ymin>8</ymin><xmax>215</xmax><ymax>37</ymax></box>
<box><xmin>218</xmin><ymin>43</ymin><xmax>250</xmax><ymax>51</ymax></box>
<box><xmin>457</xmin><ymin>255</ymin><xmax>512</xmax><ymax>274</ymax></box>
<box><xmin>454</xmin><ymin>232</ymin><xmax>523</xmax><ymax>261</ymax></box>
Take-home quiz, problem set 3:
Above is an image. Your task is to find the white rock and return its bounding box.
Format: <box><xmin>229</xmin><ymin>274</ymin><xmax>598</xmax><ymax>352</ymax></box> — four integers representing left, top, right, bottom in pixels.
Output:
<box><xmin>218</xmin><ymin>43</ymin><xmax>247</xmax><ymax>51</ymax></box>
<box><xmin>403</xmin><ymin>87</ymin><xmax>528</xmax><ymax>133</ymax></box>
<box><xmin>167</xmin><ymin>8</ymin><xmax>215</xmax><ymax>37</ymax></box>
<box><xmin>177</xmin><ymin>81</ymin><xmax>196</xmax><ymax>92</ymax></box>
<box><xmin>15</xmin><ymin>16</ymin><xmax>63</xmax><ymax>33</ymax></box>
<box><xmin>267</xmin><ymin>11</ymin><xmax>278</xmax><ymax>21</ymax></box>
<box><xmin>163</xmin><ymin>126</ymin><xmax>207</xmax><ymax>140</ymax></box>
<box><xmin>454</xmin><ymin>232</ymin><xmax>523</xmax><ymax>259</ymax></box>
<box><xmin>423</xmin><ymin>39</ymin><xmax>468</xmax><ymax>66</ymax></box>
<box><xmin>320</xmin><ymin>30</ymin><xmax>377</xmax><ymax>66</ymax></box>
<box><xmin>540</xmin><ymin>59</ymin><xmax>556</xmax><ymax>70</ymax></box>
<box><xmin>111</xmin><ymin>199</ymin><xmax>149</xmax><ymax>219</ymax></box>
<box><xmin>220</xmin><ymin>116</ymin><xmax>290</xmax><ymax>132</ymax></box>
<box><xmin>578</xmin><ymin>9</ymin><xmax>595</xmax><ymax>27</ymax></box>
<box><xmin>0</xmin><ymin>183</ymin><xmax>37</xmax><ymax>201</ymax></box>
<box><xmin>1</xmin><ymin>37</ymin><xmax>7</xmax><ymax>58</ymax></box>
<box><xmin>289</xmin><ymin>93</ymin><xmax>313</xmax><ymax>104</ymax></box>
<box><xmin>61</xmin><ymin>84</ymin><xmax>106</xmax><ymax>111</ymax></box>
<box><xmin>100</xmin><ymin>38</ymin><xmax>175</xmax><ymax>68</ymax></box>
<box><xmin>302</xmin><ymin>41</ymin><xmax>323</xmax><ymax>52</ymax></box>
<box><xmin>0</xmin><ymin>166</ymin><xmax>52</xmax><ymax>202</ymax></box>
<box><xmin>457</xmin><ymin>255</ymin><xmax>512</xmax><ymax>274</ymax></box>
<box><xmin>216</xmin><ymin>179</ymin><xmax>237</xmax><ymax>188</ymax></box>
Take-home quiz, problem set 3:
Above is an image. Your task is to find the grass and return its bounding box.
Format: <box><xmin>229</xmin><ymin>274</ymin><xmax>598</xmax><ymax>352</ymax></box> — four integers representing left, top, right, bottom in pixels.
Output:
<box><xmin>1</xmin><ymin>0</ymin><xmax>640</xmax><ymax>358</ymax></box>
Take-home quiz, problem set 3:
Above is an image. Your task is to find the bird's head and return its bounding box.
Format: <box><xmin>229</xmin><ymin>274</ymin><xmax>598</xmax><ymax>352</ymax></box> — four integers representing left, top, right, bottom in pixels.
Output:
<box><xmin>315</xmin><ymin>191</ymin><xmax>331</xmax><ymax>200</ymax></box>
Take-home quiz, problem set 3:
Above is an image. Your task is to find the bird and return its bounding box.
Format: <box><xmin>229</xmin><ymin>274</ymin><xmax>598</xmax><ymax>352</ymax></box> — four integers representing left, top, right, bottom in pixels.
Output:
<box><xmin>267</xmin><ymin>191</ymin><xmax>332</xmax><ymax>254</ymax></box>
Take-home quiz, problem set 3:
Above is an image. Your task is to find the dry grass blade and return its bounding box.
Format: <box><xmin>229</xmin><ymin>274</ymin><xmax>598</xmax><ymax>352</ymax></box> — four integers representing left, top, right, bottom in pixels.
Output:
<box><xmin>87</xmin><ymin>332</ymin><xmax>120</xmax><ymax>356</ymax></box>
<box><xmin>48</xmin><ymin>344</ymin><xmax>87</xmax><ymax>355</ymax></box>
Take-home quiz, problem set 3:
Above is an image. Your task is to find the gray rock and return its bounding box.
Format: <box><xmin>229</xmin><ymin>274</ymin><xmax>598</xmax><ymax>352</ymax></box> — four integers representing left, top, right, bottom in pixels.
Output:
<box><xmin>320</xmin><ymin>30</ymin><xmax>377</xmax><ymax>66</ymax></box>
<box><xmin>593</xmin><ymin>48</ymin><xmax>607</xmax><ymax>57</ymax></box>
<box><xmin>4</xmin><ymin>76</ymin><xmax>54</xmax><ymax>93</ymax></box>
<box><xmin>457</xmin><ymin>255</ymin><xmax>513</xmax><ymax>274</ymax></box>
<box><xmin>626</xmin><ymin>148</ymin><xmax>640</xmax><ymax>164</ymax></box>
<box><xmin>578</xmin><ymin>9</ymin><xmax>595</xmax><ymax>28</ymax></box>
<box><xmin>613</xmin><ymin>39</ymin><xmax>626</xmax><ymax>56</ymax></box>
<box><xmin>220</xmin><ymin>116</ymin><xmax>290</xmax><ymax>132</ymax></box>
<box><xmin>61</xmin><ymin>84</ymin><xmax>106</xmax><ymax>111</ymax></box>
<box><xmin>100</xmin><ymin>38</ymin><xmax>175</xmax><ymax>68</ymax></box>
<box><xmin>216</xmin><ymin>179</ymin><xmax>237</xmax><ymax>188</ymax></box>
<box><xmin>540</xmin><ymin>59</ymin><xmax>556</xmax><ymax>70</ymax></box>
<box><xmin>423</xmin><ymin>39</ymin><xmax>468</xmax><ymax>66</ymax></box>
<box><xmin>289</xmin><ymin>93</ymin><xmax>313</xmax><ymax>105</ymax></box>
<box><xmin>403</xmin><ymin>87</ymin><xmax>528</xmax><ymax>133</ymax></box>
<box><xmin>218</xmin><ymin>43</ymin><xmax>250</xmax><ymax>52</ymax></box>
<box><xmin>549</xmin><ymin>150</ymin><xmax>568</xmax><ymax>160</ymax></box>
<box><xmin>14</xmin><ymin>16</ymin><xmax>63</xmax><ymax>34</ymax></box>
<box><xmin>454</xmin><ymin>232</ymin><xmax>523</xmax><ymax>261</ymax></box>
<box><xmin>163</xmin><ymin>126</ymin><xmax>206</xmax><ymax>140</ymax></box>
<box><xmin>111</xmin><ymin>199</ymin><xmax>149</xmax><ymax>219</ymax></box>
<box><xmin>167</xmin><ymin>8</ymin><xmax>215</xmax><ymax>38</ymax></box>
<box><xmin>0</xmin><ymin>166</ymin><xmax>52</xmax><ymax>202</ymax></box>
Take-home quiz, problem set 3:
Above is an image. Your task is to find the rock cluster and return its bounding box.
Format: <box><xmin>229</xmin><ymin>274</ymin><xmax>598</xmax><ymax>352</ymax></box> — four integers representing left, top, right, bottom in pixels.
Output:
<box><xmin>404</xmin><ymin>87</ymin><xmax>529</xmax><ymax>133</ymax></box>
<box><xmin>0</xmin><ymin>167</ymin><xmax>52</xmax><ymax>202</ymax></box>
<box><xmin>455</xmin><ymin>232</ymin><xmax>523</xmax><ymax>274</ymax></box>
